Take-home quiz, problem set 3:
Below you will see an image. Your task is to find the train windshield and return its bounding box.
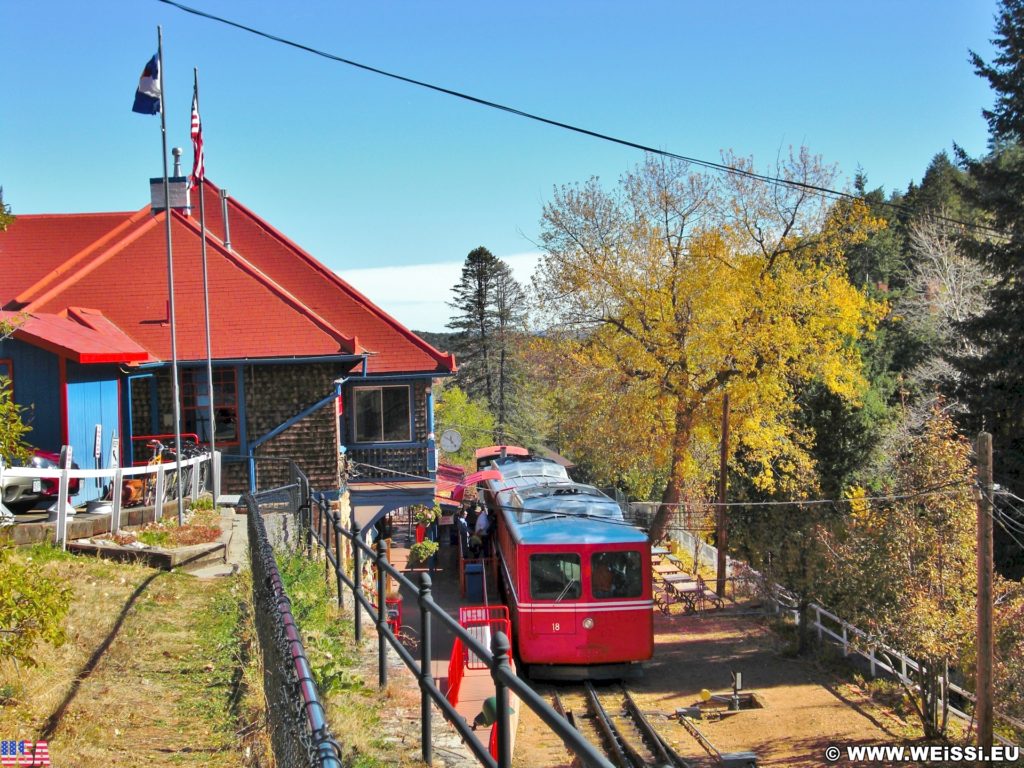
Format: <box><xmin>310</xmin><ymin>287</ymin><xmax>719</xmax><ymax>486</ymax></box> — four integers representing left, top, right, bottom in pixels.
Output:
<box><xmin>591</xmin><ymin>551</ymin><xmax>643</xmax><ymax>599</ymax></box>
<box><xmin>530</xmin><ymin>553</ymin><xmax>582</xmax><ymax>601</ymax></box>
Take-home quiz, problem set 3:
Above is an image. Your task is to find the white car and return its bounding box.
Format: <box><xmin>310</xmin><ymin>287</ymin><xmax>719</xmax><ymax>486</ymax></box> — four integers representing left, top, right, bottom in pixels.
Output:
<box><xmin>1</xmin><ymin>449</ymin><xmax>80</xmax><ymax>514</ymax></box>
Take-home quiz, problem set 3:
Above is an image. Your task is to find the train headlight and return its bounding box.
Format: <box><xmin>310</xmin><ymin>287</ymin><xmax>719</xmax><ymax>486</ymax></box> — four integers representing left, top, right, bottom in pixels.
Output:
<box><xmin>582</xmin><ymin>617</ymin><xmax>595</xmax><ymax>630</ymax></box>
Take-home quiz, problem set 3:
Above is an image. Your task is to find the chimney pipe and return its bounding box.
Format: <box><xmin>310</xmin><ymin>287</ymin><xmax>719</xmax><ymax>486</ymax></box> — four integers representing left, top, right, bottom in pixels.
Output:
<box><xmin>219</xmin><ymin>188</ymin><xmax>231</xmax><ymax>250</ymax></box>
<box><xmin>171</xmin><ymin>147</ymin><xmax>183</xmax><ymax>177</ymax></box>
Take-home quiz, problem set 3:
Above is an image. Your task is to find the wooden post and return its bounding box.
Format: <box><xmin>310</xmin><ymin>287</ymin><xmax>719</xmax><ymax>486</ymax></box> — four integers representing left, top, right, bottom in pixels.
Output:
<box><xmin>716</xmin><ymin>393</ymin><xmax>730</xmax><ymax>597</ymax></box>
<box><xmin>976</xmin><ymin>431</ymin><xmax>994</xmax><ymax>751</ymax></box>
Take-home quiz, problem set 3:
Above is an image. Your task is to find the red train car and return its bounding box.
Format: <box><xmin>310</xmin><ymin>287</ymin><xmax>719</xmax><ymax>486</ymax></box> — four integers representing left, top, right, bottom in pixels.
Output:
<box><xmin>476</xmin><ymin>446</ymin><xmax>653</xmax><ymax>680</ymax></box>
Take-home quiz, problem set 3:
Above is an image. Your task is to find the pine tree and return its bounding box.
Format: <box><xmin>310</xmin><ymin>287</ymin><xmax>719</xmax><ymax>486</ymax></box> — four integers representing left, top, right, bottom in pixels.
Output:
<box><xmin>955</xmin><ymin>0</ymin><xmax>1024</xmax><ymax>512</ymax></box>
<box><xmin>446</xmin><ymin>247</ymin><xmax>526</xmax><ymax>441</ymax></box>
<box><xmin>0</xmin><ymin>187</ymin><xmax>13</xmax><ymax>232</ymax></box>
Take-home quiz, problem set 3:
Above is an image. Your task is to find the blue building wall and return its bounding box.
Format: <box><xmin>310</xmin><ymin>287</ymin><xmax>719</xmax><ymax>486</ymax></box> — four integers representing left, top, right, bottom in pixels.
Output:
<box><xmin>66</xmin><ymin>362</ymin><xmax>122</xmax><ymax>502</ymax></box>
<box><xmin>0</xmin><ymin>338</ymin><xmax>62</xmax><ymax>452</ymax></box>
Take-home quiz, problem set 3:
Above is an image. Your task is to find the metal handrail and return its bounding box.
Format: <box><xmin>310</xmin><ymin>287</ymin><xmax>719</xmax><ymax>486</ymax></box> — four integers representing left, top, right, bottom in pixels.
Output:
<box><xmin>290</xmin><ymin>472</ymin><xmax>614</xmax><ymax>768</ymax></box>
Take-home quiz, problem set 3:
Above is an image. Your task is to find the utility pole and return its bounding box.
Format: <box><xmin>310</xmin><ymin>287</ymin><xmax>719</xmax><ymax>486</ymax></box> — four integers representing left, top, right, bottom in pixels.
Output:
<box><xmin>975</xmin><ymin>431</ymin><xmax>993</xmax><ymax>751</ymax></box>
<box><xmin>716</xmin><ymin>393</ymin><xmax>730</xmax><ymax>598</ymax></box>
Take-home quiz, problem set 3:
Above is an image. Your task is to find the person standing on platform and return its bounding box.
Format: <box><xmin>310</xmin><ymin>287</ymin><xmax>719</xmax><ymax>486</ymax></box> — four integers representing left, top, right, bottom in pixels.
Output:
<box><xmin>474</xmin><ymin>506</ymin><xmax>491</xmax><ymax>556</ymax></box>
<box><xmin>457</xmin><ymin>507</ymin><xmax>471</xmax><ymax>558</ymax></box>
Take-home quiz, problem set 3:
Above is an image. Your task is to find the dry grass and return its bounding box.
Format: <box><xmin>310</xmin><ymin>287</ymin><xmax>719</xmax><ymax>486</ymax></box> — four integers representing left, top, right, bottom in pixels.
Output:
<box><xmin>276</xmin><ymin>550</ymin><xmax>429</xmax><ymax>768</ymax></box>
<box><xmin>0</xmin><ymin>545</ymin><xmax>266</xmax><ymax>767</ymax></box>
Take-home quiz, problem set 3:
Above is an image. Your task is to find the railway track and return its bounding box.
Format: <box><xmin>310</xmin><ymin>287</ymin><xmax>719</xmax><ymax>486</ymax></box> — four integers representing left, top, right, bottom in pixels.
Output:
<box><xmin>538</xmin><ymin>681</ymin><xmax>696</xmax><ymax>768</ymax></box>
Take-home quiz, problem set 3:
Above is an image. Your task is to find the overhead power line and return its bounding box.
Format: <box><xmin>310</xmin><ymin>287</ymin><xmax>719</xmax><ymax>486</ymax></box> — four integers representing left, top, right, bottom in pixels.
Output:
<box><xmin>349</xmin><ymin>460</ymin><xmax>967</xmax><ymax>510</ymax></box>
<box><xmin>160</xmin><ymin>0</ymin><xmax>1001</xmax><ymax>238</ymax></box>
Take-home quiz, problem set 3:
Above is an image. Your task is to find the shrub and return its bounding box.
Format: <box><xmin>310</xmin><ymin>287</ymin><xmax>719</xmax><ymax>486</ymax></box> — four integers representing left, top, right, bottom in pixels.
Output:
<box><xmin>0</xmin><ymin>546</ymin><xmax>73</xmax><ymax>667</ymax></box>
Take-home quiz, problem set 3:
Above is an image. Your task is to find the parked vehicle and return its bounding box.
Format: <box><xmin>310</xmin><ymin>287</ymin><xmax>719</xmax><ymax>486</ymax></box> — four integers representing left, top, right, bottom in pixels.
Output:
<box><xmin>1</xmin><ymin>449</ymin><xmax>81</xmax><ymax>514</ymax></box>
<box><xmin>475</xmin><ymin>445</ymin><xmax>653</xmax><ymax>680</ymax></box>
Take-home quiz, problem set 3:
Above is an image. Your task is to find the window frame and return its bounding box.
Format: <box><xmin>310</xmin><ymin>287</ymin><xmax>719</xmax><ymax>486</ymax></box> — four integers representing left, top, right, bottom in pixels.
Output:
<box><xmin>181</xmin><ymin>366</ymin><xmax>240</xmax><ymax>446</ymax></box>
<box><xmin>529</xmin><ymin>552</ymin><xmax>582</xmax><ymax>601</ymax></box>
<box><xmin>351</xmin><ymin>384</ymin><xmax>413</xmax><ymax>444</ymax></box>
<box><xmin>590</xmin><ymin>550</ymin><xmax>643</xmax><ymax>599</ymax></box>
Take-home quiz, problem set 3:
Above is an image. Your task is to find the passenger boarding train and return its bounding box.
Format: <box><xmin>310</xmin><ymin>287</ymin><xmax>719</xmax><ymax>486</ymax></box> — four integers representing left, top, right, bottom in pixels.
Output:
<box><xmin>475</xmin><ymin>446</ymin><xmax>653</xmax><ymax>680</ymax></box>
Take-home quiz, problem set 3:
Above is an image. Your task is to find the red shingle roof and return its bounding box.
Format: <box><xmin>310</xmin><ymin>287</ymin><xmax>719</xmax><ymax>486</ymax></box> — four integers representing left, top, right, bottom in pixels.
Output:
<box><xmin>186</xmin><ymin>182</ymin><xmax>455</xmax><ymax>373</ymax></box>
<box><xmin>0</xmin><ymin>212</ymin><xmax>143</xmax><ymax>306</ymax></box>
<box><xmin>1</xmin><ymin>181</ymin><xmax>456</xmax><ymax>374</ymax></box>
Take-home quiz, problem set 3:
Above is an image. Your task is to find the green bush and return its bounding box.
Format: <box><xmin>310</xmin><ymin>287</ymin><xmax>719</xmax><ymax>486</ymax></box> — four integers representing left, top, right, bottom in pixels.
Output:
<box><xmin>0</xmin><ymin>546</ymin><xmax>73</xmax><ymax>667</ymax></box>
<box><xmin>190</xmin><ymin>494</ymin><xmax>216</xmax><ymax>512</ymax></box>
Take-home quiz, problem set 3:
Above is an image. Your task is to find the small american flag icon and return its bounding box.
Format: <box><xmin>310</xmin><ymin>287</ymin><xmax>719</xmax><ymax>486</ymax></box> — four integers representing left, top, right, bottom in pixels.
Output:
<box><xmin>0</xmin><ymin>740</ymin><xmax>50</xmax><ymax>767</ymax></box>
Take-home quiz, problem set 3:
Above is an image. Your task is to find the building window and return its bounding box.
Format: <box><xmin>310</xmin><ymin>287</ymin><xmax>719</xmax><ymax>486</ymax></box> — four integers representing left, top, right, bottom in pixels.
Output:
<box><xmin>353</xmin><ymin>386</ymin><xmax>411</xmax><ymax>443</ymax></box>
<box><xmin>0</xmin><ymin>359</ymin><xmax>11</xmax><ymax>387</ymax></box>
<box><xmin>182</xmin><ymin>367</ymin><xmax>239</xmax><ymax>445</ymax></box>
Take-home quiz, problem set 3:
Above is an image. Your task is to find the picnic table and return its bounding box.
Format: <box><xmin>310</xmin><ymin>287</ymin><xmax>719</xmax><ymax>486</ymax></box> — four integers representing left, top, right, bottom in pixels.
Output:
<box><xmin>651</xmin><ymin>551</ymin><xmax>723</xmax><ymax>615</ymax></box>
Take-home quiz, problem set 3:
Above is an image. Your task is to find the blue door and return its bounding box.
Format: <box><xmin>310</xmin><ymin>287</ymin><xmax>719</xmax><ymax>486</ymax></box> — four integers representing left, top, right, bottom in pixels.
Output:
<box><xmin>66</xmin><ymin>373</ymin><xmax>120</xmax><ymax>503</ymax></box>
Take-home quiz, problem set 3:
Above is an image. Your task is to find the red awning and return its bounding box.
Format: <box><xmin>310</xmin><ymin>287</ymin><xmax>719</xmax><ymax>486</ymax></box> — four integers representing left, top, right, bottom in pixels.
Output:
<box><xmin>435</xmin><ymin>463</ymin><xmax>467</xmax><ymax>508</ymax></box>
<box><xmin>433</xmin><ymin>465</ymin><xmax>504</xmax><ymax>506</ymax></box>
<box><xmin>451</xmin><ymin>469</ymin><xmax>504</xmax><ymax>502</ymax></box>
<box><xmin>0</xmin><ymin>310</ymin><xmax>150</xmax><ymax>364</ymax></box>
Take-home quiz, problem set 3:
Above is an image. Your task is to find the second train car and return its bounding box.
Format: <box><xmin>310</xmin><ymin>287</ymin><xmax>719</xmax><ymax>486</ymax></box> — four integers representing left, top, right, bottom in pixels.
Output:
<box><xmin>474</xmin><ymin>446</ymin><xmax>654</xmax><ymax>680</ymax></box>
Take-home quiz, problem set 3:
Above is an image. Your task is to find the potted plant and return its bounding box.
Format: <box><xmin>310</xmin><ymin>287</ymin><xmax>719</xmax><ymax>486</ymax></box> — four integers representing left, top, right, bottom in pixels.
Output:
<box><xmin>412</xmin><ymin>503</ymin><xmax>441</xmax><ymax>527</ymax></box>
<box><xmin>409</xmin><ymin>539</ymin><xmax>439</xmax><ymax>567</ymax></box>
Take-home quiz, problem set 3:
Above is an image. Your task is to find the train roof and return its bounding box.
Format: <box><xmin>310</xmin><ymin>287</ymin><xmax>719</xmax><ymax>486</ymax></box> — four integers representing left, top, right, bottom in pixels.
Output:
<box><xmin>510</xmin><ymin>512</ymin><xmax>649</xmax><ymax>546</ymax></box>
<box><xmin>478</xmin><ymin>452</ymin><xmax>647</xmax><ymax>545</ymax></box>
<box><xmin>494</xmin><ymin>458</ymin><xmax>570</xmax><ymax>484</ymax></box>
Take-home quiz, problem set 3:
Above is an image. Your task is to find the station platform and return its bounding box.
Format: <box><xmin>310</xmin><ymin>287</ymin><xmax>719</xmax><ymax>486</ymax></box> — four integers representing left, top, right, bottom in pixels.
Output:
<box><xmin>382</xmin><ymin>522</ymin><xmax>518</xmax><ymax>758</ymax></box>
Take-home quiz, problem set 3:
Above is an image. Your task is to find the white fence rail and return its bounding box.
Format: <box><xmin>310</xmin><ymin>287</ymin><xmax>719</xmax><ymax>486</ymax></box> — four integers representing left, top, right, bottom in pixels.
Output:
<box><xmin>0</xmin><ymin>452</ymin><xmax>219</xmax><ymax>548</ymax></box>
<box><xmin>808</xmin><ymin>601</ymin><xmax>1023</xmax><ymax>744</ymax></box>
<box><xmin>641</xmin><ymin>514</ymin><xmax>1023</xmax><ymax>746</ymax></box>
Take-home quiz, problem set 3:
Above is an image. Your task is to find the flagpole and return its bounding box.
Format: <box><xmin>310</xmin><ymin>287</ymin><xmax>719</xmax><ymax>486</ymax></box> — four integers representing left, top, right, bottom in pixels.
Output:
<box><xmin>194</xmin><ymin>67</ymin><xmax>217</xmax><ymax>501</ymax></box>
<box><xmin>157</xmin><ymin>26</ymin><xmax>186</xmax><ymax>525</ymax></box>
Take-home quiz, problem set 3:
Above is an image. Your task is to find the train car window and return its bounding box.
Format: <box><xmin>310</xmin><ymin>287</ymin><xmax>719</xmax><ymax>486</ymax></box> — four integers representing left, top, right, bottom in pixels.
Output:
<box><xmin>530</xmin><ymin>554</ymin><xmax>581</xmax><ymax>601</ymax></box>
<box><xmin>591</xmin><ymin>551</ymin><xmax>643</xmax><ymax>599</ymax></box>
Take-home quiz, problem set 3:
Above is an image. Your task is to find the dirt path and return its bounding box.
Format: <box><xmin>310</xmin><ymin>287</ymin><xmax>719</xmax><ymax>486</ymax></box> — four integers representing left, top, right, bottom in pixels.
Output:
<box><xmin>513</xmin><ymin>608</ymin><xmax>906</xmax><ymax>768</ymax></box>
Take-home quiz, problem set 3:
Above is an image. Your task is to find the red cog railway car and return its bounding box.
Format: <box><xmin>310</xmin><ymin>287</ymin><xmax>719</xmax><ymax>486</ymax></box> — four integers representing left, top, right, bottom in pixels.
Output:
<box><xmin>475</xmin><ymin>446</ymin><xmax>653</xmax><ymax>680</ymax></box>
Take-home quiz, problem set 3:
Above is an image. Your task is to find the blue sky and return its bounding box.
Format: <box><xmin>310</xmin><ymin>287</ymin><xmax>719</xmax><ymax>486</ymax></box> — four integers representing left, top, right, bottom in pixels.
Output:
<box><xmin>2</xmin><ymin>1</ymin><xmax>1000</xmax><ymax>331</ymax></box>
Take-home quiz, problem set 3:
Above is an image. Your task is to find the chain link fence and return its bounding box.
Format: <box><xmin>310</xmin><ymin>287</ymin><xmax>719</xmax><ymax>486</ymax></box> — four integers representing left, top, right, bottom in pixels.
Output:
<box><xmin>247</xmin><ymin>464</ymin><xmax>341</xmax><ymax>768</ymax></box>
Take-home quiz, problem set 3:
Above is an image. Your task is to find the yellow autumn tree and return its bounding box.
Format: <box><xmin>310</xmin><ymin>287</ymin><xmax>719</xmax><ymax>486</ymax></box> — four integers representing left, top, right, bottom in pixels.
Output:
<box><xmin>533</xmin><ymin>151</ymin><xmax>884</xmax><ymax>541</ymax></box>
<box><xmin>822</xmin><ymin>407</ymin><xmax>976</xmax><ymax>738</ymax></box>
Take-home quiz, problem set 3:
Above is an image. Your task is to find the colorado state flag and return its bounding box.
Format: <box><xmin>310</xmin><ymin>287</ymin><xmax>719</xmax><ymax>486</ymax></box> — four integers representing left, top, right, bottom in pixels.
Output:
<box><xmin>132</xmin><ymin>54</ymin><xmax>161</xmax><ymax>114</ymax></box>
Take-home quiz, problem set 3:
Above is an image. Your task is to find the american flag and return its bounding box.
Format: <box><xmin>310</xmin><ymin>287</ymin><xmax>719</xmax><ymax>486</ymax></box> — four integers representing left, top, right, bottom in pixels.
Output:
<box><xmin>190</xmin><ymin>84</ymin><xmax>204</xmax><ymax>186</ymax></box>
<box><xmin>0</xmin><ymin>740</ymin><xmax>49</xmax><ymax>767</ymax></box>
